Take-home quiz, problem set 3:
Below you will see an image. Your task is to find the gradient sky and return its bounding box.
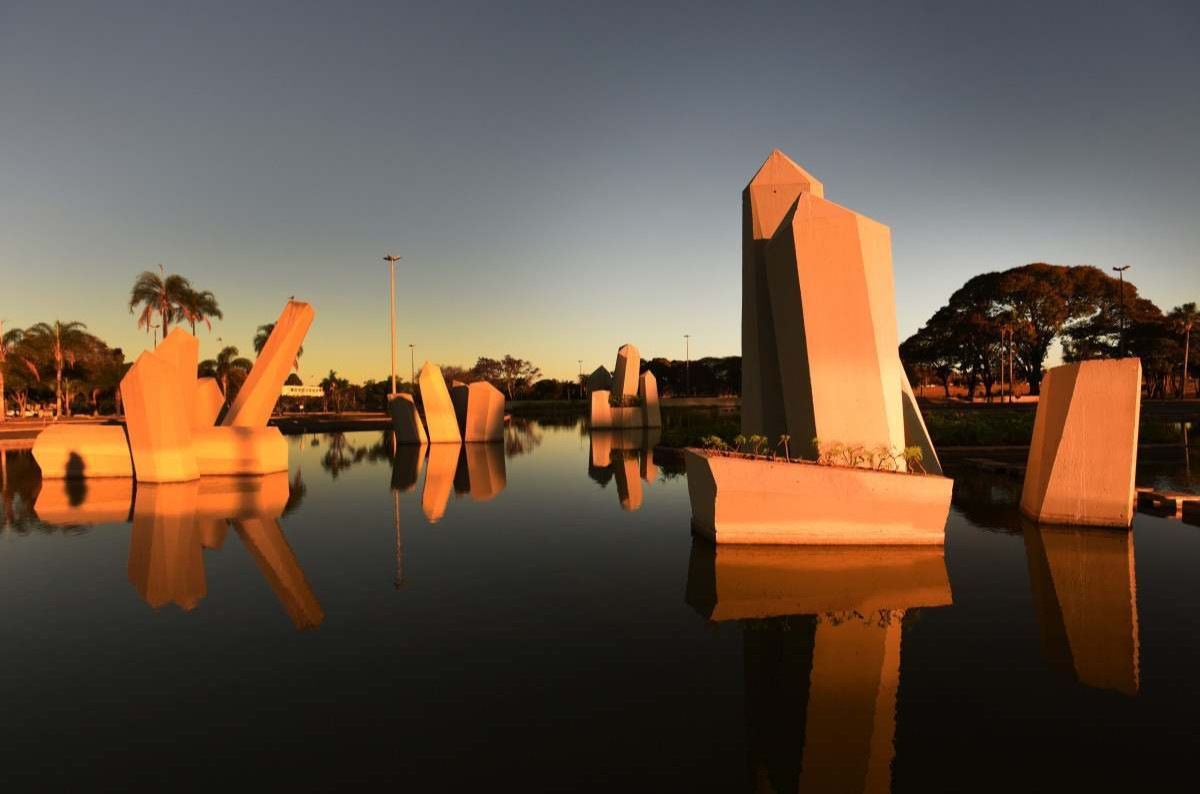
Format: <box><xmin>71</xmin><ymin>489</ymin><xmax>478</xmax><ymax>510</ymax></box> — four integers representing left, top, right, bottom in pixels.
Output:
<box><xmin>2</xmin><ymin>0</ymin><xmax>1198</xmax><ymax>382</ymax></box>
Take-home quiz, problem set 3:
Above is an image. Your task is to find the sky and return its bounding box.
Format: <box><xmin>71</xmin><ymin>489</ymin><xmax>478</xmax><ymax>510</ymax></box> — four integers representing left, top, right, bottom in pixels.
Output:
<box><xmin>2</xmin><ymin>0</ymin><xmax>1198</xmax><ymax>383</ymax></box>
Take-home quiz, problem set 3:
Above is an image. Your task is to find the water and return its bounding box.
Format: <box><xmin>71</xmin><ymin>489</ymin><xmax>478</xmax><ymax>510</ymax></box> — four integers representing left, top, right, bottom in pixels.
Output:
<box><xmin>1</xmin><ymin>420</ymin><xmax>1199</xmax><ymax>791</ymax></box>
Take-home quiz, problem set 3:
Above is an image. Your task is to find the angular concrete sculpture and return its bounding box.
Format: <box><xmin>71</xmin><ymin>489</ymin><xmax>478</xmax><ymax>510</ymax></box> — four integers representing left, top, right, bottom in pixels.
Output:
<box><xmin>587</xmin><ymin>429</ymin><xmax>661</xmax><ymax>509</ymax></box>
<box><xmin>1023</xmin><ymin>521</ymin><xmax>1139</xmax><ymax>694</ymax></box>
<box><xmin>687</xmin><ymin>151</ymin><xmax>951</xmax><ymax>544</ymax></box>
<box><xmin>127</xmin><ymin>481</ymin><xmax>207</xmax><ymax>610</ymax></box>
<box><xmin>1020</xmin><ymin>358</ymin><xmax>1141</xmax><ymax>526</ymax></box>
<box><xmin>223</xmin><ymin>301</ymin><xmax>314</xmax><ymax>427</ymax></box>
<box><xmin>742</xmin><ymin>149</ymin><xmax>824</xmax><ymax>442</ymax></box>
<box><xmin>194</xmin><ymin>377</ymin><xmax>224</xmax><ymax>428</ymax></box>
<box><xmin>612</xmin><ymin>343</ymin><xmax>640</xmax><ymax>400</ymax></box>
<box><xmin>417</xmin><ymin>362</ymin><xmax>462</xmax><ymax>443</ymax></box>
<box><xmin>450</xmin><ymin>382</ymin><xmax>470</xmax><ymax>435</ymax></box>
<box><xmin>388</xmin><ymin>393</ymin><xmax>429</xmax><ymax>445</ymax></box>
<box><xmin>463</xmin><ymin>381</ymin><xmax>505</xmax><ymax>442</ymax></box>
<box><xmin>155</xmin><ymin>329</ymin><xmax>200</xmax><ymax>425</ymax></box>
<box><xmin>192</xmin><ymin>426</ymin><xmax>288</xmax><ymax>475</ymax></box>
<box><xmin>590</xmin><ymin>345</ymin><xmax>658</xmax><ymax>429</ymax></box>
<box><xmin>121</xmin><ymin>350</ymin><xmax>199</xmax><ymax>483</ymax></box>
<box><xmin>638</xmin><ymin>371</ymin><xmax>661</xmax><ymax>428</ymax></box>
<box><xmin>685</xmin><ymin>451</ymin><xmax>951</xmax><ymax>545</ymax></box>
<box><xmin>32</xmin><ymin>424</ymin><xmax>133</xmax><ymax>479</ymax></box>
<box><xmin>587</xmin><ymin>366</ymin><xmax>612</xmax><ymax>393</ymax></box>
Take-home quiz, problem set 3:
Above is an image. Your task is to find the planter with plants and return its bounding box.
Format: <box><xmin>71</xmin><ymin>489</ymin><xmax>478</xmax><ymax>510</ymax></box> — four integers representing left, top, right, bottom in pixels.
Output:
<box><xmin>684</xmin><ymin>434</ymin><xmax>953</xmax><ymax>545</ymax></box>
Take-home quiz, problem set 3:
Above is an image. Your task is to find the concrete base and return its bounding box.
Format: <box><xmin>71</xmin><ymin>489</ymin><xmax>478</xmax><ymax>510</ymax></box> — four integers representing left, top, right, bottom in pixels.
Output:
<box><xmin>32</xmin><ymin>424</ymin><xmax>133</xmax><ymax>478</ymax></box>
<box><xmin>34</xmin><ymin>476</ymin><xmax>134</xmax><ymax>525</ymax></box>
<box><xmin>684</xmin><ymin>449</ymin><xmax>951</xmax><ymax>545</ymax></box>
<box><xmin>192</xmin><ymin>426</ymin><xmax>288</xmax><ymax>475</ymax></box>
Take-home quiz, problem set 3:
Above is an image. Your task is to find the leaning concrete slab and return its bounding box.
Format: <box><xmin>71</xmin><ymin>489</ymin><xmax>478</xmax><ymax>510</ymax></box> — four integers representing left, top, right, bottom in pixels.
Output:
<box><xmin>464</xmin><ymin>381</ymin><xmax>505</xmax><ymax>442</ymax></box>
<box><xmin>121</xmin><ymin>350</ymin><xmax>199</xmax><ymax>483</ymax></box>
<box><xmin>32</xmin><ymin>424</ymin><xmax>133</xmax><ymax>479</ymax></box>
<box><xmin>235</xmin><ymin>516</ymin><xmax>324</xmax><ymax>630</ymax></box>
<box><xmin>417</xmin><ymin>362</ymin><xmax>462</xmax><ymax>443</ymax></box>
<box><xmin>388</xmin><ymin>393</ymin><xmax>429</xmax><ymax>445</ymax></box>
<box><xmin>223</xmin><ymin>301</ymin><xmax>314</xmax><ymax>427</ymax></box>
<box><xmin>1020</xmin><ymin>358</ymin><xmax>1141</xmax><ymax>526</ymax></box>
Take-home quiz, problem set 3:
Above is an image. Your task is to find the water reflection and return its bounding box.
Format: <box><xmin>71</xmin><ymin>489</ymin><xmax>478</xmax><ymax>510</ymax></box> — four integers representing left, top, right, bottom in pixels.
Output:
<box><xmin>687</xmin><ymin>542</ymin><xmax>952</xmax><ymax>793</ymax></box>
<box><xmin>385</xmin><ymin>441</ymin><xmax>508</xmax><ymax>523</ymax></box>
<box><xmin>588</xmin><ymin>429</ymin><xmax>662</xmax><ymax>511</ymax></box>
<box><xmin>1022</xmin><ymin>521</ymin><xmax>1139</xmax><ymax>695</ymax></box>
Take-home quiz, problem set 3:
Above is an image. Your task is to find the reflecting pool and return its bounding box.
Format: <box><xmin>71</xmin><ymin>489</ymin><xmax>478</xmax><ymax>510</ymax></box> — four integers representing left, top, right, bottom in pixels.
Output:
<box><xmin>2</xmin><ymin>420</ymin><xmax>1199</xmax><ymax>791</ymax></box>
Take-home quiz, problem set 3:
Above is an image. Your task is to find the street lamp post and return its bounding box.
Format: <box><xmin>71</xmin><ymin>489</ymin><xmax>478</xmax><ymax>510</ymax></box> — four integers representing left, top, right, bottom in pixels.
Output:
<box><xmin>409</xmin><ymin>344</ymin><xmax>416</xmax><ymax>388</ymax></box>
<box><xmin>383</xmin><ymin>255</ymin><xmax>402</xmax><ymax>395</ymax></box>
<box><xmin>684</xmin><ymin>334</ymin><xmax>691</xmax><ymax>397</ymax></box>
<box><xmin>1112</xmin><ymin>265</ymin><xmax>1131</xmax><ymax>357</ymax></box>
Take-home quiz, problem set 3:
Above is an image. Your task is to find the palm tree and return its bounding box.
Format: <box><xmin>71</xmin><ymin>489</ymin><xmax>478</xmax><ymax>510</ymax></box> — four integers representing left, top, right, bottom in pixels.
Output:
<box><xmin>179</xmin><ymin>288</ymin><xmax>223</xmax><ymax>334</ymax></box>
<box><xmin>199</xmin><ymin>346</ymin><xmax>253</xmax><ymax>402</ymax></box>
<box><xmin>1169</xmin><ymin>302</ymin><xmax>1198</xmax><ymax>399</ymax></box>
<box><xmin>254</xmin><ymin>322</ymin><xmax>303</xmax><ymax>370</ymax></box>
<box><xmin>21</xmin><ymin>321</ymin><xmax>91</xmax><ymax>418</ymax></box>
<box><xmin>0</xmin><ymin>323</ymin><xmax>25</xmax><ymax>423</ymax></box>
<box><xmin>129</xmin><ymin>265</ymin><xmax>193</xmax><ymax>337</ymax></box>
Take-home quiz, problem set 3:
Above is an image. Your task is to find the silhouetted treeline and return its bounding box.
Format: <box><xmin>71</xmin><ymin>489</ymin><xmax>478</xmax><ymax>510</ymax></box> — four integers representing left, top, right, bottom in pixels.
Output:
<box><xmin>900</xmin><ymin>263</ymin><xmax>1197</xmax><ymax>399</ymax></box>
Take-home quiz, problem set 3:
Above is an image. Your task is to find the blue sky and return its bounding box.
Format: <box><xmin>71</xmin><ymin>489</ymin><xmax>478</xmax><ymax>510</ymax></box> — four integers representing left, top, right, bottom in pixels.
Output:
<box><xmin>2</xmin><ymin>0</ymin><xmax>1197</xmax><ymax>382</ymax></box>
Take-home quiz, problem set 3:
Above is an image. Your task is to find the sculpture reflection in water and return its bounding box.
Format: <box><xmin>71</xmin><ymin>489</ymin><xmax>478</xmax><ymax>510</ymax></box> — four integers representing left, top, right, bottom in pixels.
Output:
<box><xmin>34</xmin><ymin>471</ymin><xmax>323</xmax><ymax>630</ymax></box>
<box><xmin>686</xmin><ymin>541</ymin><xmax>952</xmax><ymax>793</ymax></box>
<box><xmin>588</xmin><ymin>429</ymin><xmax>661</xmax><ymax>511</ymax></box>
<box><xmin>1022</xmin><ymin>520</ymin><xmax>1139</xmax><ymax>695</ymax></box>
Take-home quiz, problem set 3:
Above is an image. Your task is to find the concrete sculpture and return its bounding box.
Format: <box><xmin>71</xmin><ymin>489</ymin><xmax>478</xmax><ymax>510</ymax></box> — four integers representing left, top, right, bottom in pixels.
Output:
<box><xmin>388</xmin><ymin>393</ymin><xmax>429</xmax><ymax>445</ymax></box>
<box><xmin>463</xmin><ymin>381</ymin><xmax>506</xmax><ymax>442</ymax></box>
<box><xmin>587</xmin><ymin>366</ymin><xmax>612</xmax><ymax>394</ymax></box>
<box><xmin>1020</xmin><ymin>358</ymin><xmax>1141</xmax><ymax>526</ymax></box>
<box><xmin>195</xmin><ymin>378</ymin><xmax>224</xmax><ymax>427</ymax></box>
<box><xmin>740</xmin><ymin>150</ymin><xmax>942</xmax><ymax>471</ymax></box>
<box><xmin>32</xmin><ymin>425</ymin><xmax>133</xmax><ymax>479</ymax></box>
<box><xmin>589</xmin><ymin>345</ymin><xmax>661</xmax><ymax>429</ymax></box>
<box><xmin>612</xmin><ymin>343</ymin><xmax>640</xmax><ymax>399</ymax></box>
<box><xmin>686</xmin><ymin>451</ymin><xmax>951</xmax><ymax>544</ymax></box>
<box><xmin>450</xmin><ymin>382</ymin><xmax>470</xmax><ymax>434</ymax></box>
<box><xmin>686</xmin><ymin>150</ymin><xmax>951</xmax><ymax>544</ymax></box>
<box><xmin>223</xmin><ymin>301</ymin><xmax>314</xmax><ymax>427</ymax></box>
<box><xmin>741</xmin><ymin>149</ymin><xmax>824</xmax><ymax>442</ymax></box>
<box><xmin>417</xmin><ymin>362</ymin><xmax>462</xmax><ymax>443</ymax></box>
<box><xmin>686</xmin><ymin>542</ymin><xmax>952</xmax><ymax>791</ymax></box>
<box><xmin>638</xmin><ymin>371</ymin><xmax>661</xmax><ymax>428</ymax></box>
<box><xmin>31</xmin><ymin>299</ymin><xmax>311</xmax><ymax>484</ymax></box>
<box><xmin>1023</xmin><ymin>521</ymin><xmax>1139</xmax><ymax>694</ymax></box>
<box><xmin>121</xmin><ymin>350</ymin><xmax>200</xmax><ymax>483</ymax></box>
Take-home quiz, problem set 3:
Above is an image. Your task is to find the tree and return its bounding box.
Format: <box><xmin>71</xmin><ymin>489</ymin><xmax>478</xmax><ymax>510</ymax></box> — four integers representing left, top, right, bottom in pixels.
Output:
<box><xmin>253</xmin><ymin>323</ymin><xmax>302</xmax><ymax>370</ymax></box>
<box><xmin>0</xmin><ymin>323</ymin><xmax>24</xmax><ymax>422</ymax></box>
<box><xmin>20</xmin><ymin>321</ymin><xmax>92</xmax><ymax>418</ymax></box>
<box><xmin>179</xmin><ymin>288</ymin><xmax>223</xmax><ymax>334</ymax></box>
<box><xmin>470</xmin><ymin>357</ymin><xmax>503</xmax><ymax>385</ymax></box>
<box><xmin>901</xmin><ymin>315</ymin><xmax>958</xmax><ymax>398</ymax></box>
<box><xmin>320</xmin><ymin>369</ymin><xmax>351</xmax><ymax>413</ymax></box>
<box><xmin>499</xmin><ymin>355</ymin><xmax>541</xmax><ymax>399</ymax></box>
<box><xmin>199</xmin><ymin>346</ymin><xmax>253</xmax><ymax>401</ymax></box>
<box><xmin>1168</xmin><ymin>302</ymin><xmax>1198</xmax><ymax>399</ymax></box>
<box><xmin>129</xmin><ymin>265</ymin><xmax>193</xmax><ymax>337</ymax></box>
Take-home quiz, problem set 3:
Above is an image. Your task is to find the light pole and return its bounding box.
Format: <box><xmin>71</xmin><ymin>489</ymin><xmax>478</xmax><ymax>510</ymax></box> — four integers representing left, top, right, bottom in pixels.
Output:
<box><xmin>408</xmin><ymin>344</ymin><xmax>416</xmax><ymax>388</ymax></box>
<box><xmin>684</xmin><ymin>334</ymin><xmax>691</xmax><ymax>397</ymax></box>
<box><xmin>383</xmin><ymin>255</ymin><xmax>401</xmax><ymax>395</ymax></box>
<box><xmin>1112</xmin><ymin>265</ymin><xmax>1131</xmax><ymax>357</ymax></box>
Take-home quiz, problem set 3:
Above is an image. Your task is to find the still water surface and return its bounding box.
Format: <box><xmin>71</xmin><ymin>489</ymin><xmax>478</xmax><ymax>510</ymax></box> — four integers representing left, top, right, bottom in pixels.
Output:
<box><xmin>2</xmin><ymin>420</ymin><xmax>1199</xmax><ymax>791</ymax></box>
